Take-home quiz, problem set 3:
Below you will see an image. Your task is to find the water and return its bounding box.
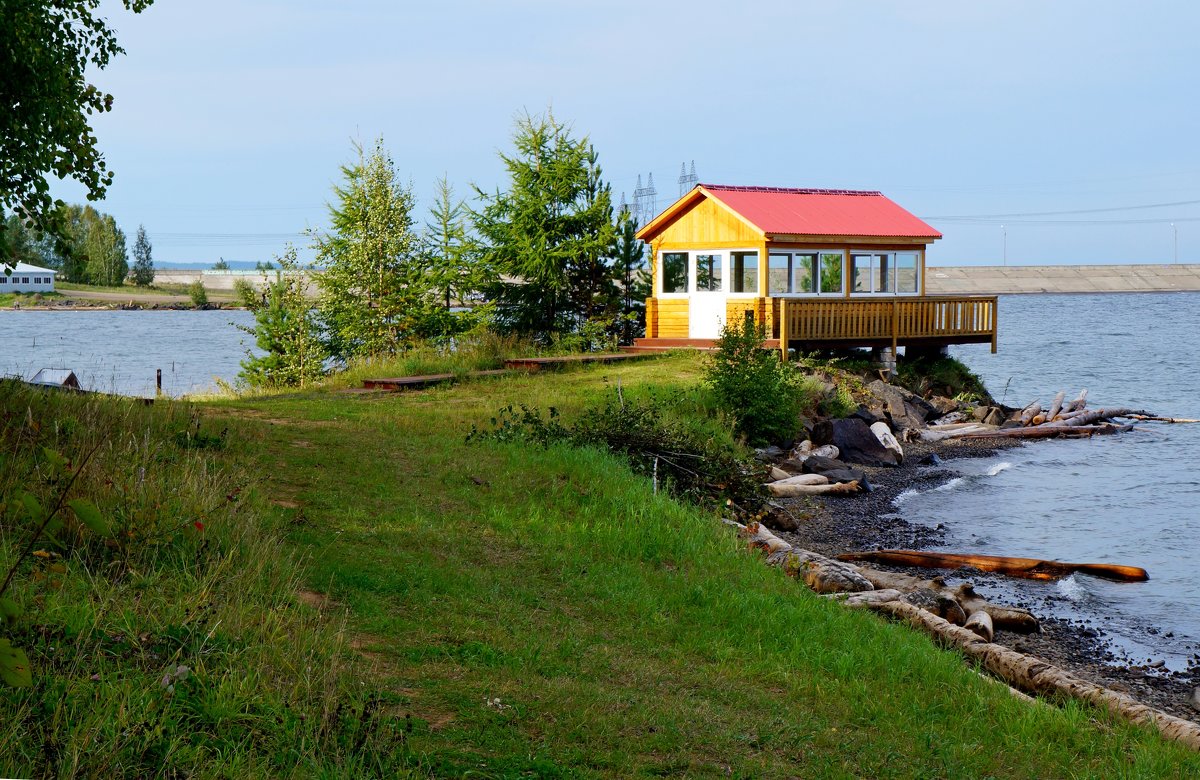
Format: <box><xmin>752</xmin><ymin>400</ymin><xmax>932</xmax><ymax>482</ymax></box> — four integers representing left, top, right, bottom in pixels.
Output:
<box><xmin>0</xmin><ymin>310</ymin><xmax>257</xmax><ymax>397</ymax></box>
<box><xmin>903</xmin><ymin>293</ymin><xmax>1200</xmax><ymax>668</ymax></box>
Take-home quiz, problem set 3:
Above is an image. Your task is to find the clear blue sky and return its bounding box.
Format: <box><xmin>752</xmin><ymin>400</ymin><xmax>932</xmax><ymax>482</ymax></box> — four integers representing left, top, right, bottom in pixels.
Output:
<box><xmin>61</xmin><ymin>0</ymin><xmax>1200</xmax><ymax>266</ymax></box>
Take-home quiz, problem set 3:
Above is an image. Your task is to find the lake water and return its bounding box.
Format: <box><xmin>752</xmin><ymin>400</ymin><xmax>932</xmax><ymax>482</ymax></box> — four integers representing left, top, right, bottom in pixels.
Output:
<box><xmin>0</xmin><ymin>310</ymin><xmax>258</xmax><ymax>397</ymax></box>
<box><xmin>906</xmin><ymin>293</ymin><xmax>1200</xmax><ymax>669</ymax></box>
<box><xmin>3</xmin><ymin>299</ymin><xmax>1197</xmax><ymax>667</ymax></box>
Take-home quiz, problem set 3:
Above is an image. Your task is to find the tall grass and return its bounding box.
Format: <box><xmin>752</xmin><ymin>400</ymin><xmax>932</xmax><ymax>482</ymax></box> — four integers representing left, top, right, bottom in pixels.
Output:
<box><xmin>0</xmin><ymin>382</ymin><xmax>411</xmax><ymax>777</ymax></box>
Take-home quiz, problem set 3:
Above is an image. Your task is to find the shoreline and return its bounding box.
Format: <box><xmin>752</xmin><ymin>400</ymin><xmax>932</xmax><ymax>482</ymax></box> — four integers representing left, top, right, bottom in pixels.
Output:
<box><xmin>776</xmin><ymin>436</ymin><xmax>1200</xmax><ymax>722</ymax></box>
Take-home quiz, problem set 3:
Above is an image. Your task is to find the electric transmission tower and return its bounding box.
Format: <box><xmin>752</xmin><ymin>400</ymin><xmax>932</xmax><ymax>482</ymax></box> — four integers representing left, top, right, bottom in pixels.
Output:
<box><xmin>632</xmin><ymin>173</ymin><xmax>657</xmax><ymax>228</ymax></box>
<box><xmin>678</xmin><ymin>160</ymin><xmax>697</xmax><ymax>197</ymax></box>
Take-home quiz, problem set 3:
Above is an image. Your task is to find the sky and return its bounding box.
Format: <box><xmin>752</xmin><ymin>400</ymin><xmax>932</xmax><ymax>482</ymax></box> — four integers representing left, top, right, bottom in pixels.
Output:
<box><xmin>58</xmin><ymin>0</ymin><xmax>1200</xmax><ymax>266</ymax></box>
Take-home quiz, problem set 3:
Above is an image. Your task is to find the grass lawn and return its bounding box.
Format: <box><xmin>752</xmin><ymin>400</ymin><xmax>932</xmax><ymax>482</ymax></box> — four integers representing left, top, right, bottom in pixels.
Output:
<box><xmin>200</xmin><ymin>352</ymin><xmax>1199</xmax><ymax>777</ymax></box>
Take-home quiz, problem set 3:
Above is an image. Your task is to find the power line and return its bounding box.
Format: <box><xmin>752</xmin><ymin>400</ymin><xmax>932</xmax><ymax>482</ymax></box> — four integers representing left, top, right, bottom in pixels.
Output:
<box><xmin>926</xmin><ymin>197</ymin><xmax>1200</xmax><ymax>221</ymax></box>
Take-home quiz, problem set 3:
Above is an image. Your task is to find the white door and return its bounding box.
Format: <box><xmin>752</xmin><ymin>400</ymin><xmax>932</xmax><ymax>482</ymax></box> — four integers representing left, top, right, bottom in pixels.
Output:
<box><xmin>689</xmin><ymin>252</ymin><xmax>726</xmax><ymax>338</ymax></box>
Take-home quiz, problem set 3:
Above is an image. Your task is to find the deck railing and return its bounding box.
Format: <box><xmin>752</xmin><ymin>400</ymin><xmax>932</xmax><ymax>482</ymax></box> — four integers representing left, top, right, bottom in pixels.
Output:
<box><xmin>778</xmin><ymin>295</ymin><xmax>998</xmax><ymax>355</ymax></box>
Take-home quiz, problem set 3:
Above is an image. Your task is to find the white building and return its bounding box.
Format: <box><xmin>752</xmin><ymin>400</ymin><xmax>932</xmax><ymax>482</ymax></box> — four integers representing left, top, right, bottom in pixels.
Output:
<box><xmin>1</xmin><ymin>262</ymin><xmax>57</xmax><ymax>294</ymax></box>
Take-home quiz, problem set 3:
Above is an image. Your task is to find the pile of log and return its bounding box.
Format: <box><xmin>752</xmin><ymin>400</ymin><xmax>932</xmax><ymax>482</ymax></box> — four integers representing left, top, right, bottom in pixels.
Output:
<box><xmin>932</xmin><ymin>388</ymin><xmax>1197</xmax><ymax>441</ymax></box>
<box><xmin>723</xmin><ymin>519</ymin><xmax>1200</xmax><ymax>751</ymax></box>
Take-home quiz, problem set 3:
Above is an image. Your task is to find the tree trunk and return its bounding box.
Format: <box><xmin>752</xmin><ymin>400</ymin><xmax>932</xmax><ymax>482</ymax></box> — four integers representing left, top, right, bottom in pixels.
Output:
<box><xmin>1061</xmin><ymin>388</ymin><xmax>1088</xmax><ymax>413</ymax></box>
<box><xmin>1045</xmin><ymin>390</ymin><xmax>1066</xmax><ymax>422</ymax></box>
<box><xmin>765</xmin><ymin>480</ymin><xmax>858</xmax><ymax>498</ymax></box>
<box><xmin>838</xmin><ymin>549</ymin><xmax>1149</xmax><ymax>583</ymax></box>
<box><xmin>851</xmin><ymin>567</ymin><xmax>1041</xmax><ymax>632</ymax></box>
<box><xmin>869</xmin><ymin>600</ymin><xmax>1200</xmax><ymax>752</ymax></box>
<box><xmin>730</xmin><ymin>521</ymin><xmax>874</xmax><ymax>593</ymax></box>
<box><xmin>1018</xmin><ymin>401</ymin><xmax>1043</xmax><ymax>426</ymax></box>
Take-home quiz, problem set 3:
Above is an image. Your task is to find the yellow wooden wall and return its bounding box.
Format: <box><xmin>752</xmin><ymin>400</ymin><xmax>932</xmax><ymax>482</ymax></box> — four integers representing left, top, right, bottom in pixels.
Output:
<box><xmin>645</xmin><ymin>297</ymin><xmax>689</xmax><ymax>338</ymax></box>
<box><xmin>725</xmin><ymin>297</ymin><xmax>780</xmax><ymax>338</ymax></box>
<box><xmin>654</xmin><ymin>198</ymin><xmax>763</xmax><ymax>246</ymax></box>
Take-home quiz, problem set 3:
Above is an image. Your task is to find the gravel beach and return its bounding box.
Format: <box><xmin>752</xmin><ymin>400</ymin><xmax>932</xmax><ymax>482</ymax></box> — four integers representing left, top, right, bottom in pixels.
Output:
<box><xmin>772</xmin><ymin>436</ymin><xmax>1200</xmax><ymax>721</ymax></box>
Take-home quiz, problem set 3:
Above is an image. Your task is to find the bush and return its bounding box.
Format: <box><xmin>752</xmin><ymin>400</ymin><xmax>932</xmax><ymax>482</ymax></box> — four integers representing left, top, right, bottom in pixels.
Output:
<box><xmin>469</xmin><ymin>393</ymin><xmax>766</xmax><ymax>509</ymax></box>
<box><xmin>896</xmin><ymin>353</ymin><xmax>993</xmax><ymax>403</ymax></box>
<box><xmin>187</xmin><ymin>279</ymin><xmax>208</xmax><ymax>307</ymax></box>
<box><xmin>703</xmin><ymin>317</ymin><xmax>814</xmax><ymax>445</ymax></box>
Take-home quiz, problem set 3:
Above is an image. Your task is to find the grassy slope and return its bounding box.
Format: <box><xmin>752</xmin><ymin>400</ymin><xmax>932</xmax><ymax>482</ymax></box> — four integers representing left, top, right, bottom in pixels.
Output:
<box><xmin>209</xmin><ymin>353</ymin><xmax>1199</xmax><ymax>778</ymax></box>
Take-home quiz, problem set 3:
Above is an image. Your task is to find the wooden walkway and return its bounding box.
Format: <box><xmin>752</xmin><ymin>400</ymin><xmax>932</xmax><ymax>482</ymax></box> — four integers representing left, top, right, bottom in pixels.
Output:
<box><xmin>362</xmin><ymin>353</ymin><xmax>656</xmax><ymax>391</ymax></box>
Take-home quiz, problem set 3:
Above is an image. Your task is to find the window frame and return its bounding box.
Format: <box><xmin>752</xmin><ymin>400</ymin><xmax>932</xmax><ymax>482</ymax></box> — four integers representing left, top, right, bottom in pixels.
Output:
<box><xmin>849</xmin><ymin>250</ymin><xmax>923</xmax><ymax>296</ymax></box>
<box><xmin>767</xmin><ymin>249</ymin><xmax>846</xmax><ymax>297</ymax></box>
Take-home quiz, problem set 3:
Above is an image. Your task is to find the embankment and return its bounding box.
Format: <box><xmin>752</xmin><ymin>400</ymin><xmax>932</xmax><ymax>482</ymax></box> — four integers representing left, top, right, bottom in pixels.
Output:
<box><xmin>926</xmin><ymin>263</ymin><xmax>1200</xmax><ymax>294</ymax></box>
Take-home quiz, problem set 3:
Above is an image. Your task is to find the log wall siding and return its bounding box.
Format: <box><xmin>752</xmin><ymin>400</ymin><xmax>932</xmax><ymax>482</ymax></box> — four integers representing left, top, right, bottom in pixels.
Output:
<box><xmin>646</xmin><ymin>297</ymin><xmax>690</xmax><ymax>338</ymax></box>
<box><xmin>781</xmin><ymin>296</ymin><xmax>998</xmax><ymax>354</ymax></box>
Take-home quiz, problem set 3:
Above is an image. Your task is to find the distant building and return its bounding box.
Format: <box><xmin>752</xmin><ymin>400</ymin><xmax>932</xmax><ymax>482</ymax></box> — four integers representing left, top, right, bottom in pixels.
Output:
<box><xmin>2</xmin><ymin>262</ymin><xmax>57</xmax><ymax>294</ymax></box>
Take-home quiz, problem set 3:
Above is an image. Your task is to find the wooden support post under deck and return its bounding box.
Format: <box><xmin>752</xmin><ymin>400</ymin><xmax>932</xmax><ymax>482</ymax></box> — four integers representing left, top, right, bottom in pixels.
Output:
<box><xmin>779</xmin><ymin>298</ymin><xmax>789</xmax><ymax>362</ymax></box>
<box><xmin>891</xmin><ymin>298</ymin><xmax>899</xmax><ymax>356</ymax></box>
<box><xmin>991</xmin><ymin>297</ymin><xmax>999</xmax><ymax>353</ymax></box>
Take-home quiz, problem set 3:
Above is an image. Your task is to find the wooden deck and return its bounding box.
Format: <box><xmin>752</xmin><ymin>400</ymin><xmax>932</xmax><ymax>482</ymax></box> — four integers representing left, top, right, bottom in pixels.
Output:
<box><xmin>779</xmin><ymin>295</ymin><xmax>998</xmax><ymax>354</ymax></box>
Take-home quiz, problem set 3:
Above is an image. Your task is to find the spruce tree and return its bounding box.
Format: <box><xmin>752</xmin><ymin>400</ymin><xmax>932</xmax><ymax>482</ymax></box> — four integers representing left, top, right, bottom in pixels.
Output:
<box><xmin>314</xmin><ymin>137</ymin><xmax>439</xmax><ymax>359</ymax></box>
<box><xmin>471</xmin><ymin>111</ymin><xmax>617</xmax><ymax>341</ymax></box>
<box><xmin>130</xmin><ymin>224</ymin><xmax>155</xmax><ymax>286</ymax></box>
<box><xmin>237</xmin><ymin>246</ymin><xmax>326</xmax><ymax>388</ymax></box>
<box><xmin>610</xmin><ymin>211</ymin><xmax>651</xmax><ymax>344</ymax></box>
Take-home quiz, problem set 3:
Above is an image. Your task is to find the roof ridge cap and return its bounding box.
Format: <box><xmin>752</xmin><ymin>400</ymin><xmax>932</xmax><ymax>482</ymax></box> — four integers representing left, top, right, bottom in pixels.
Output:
<box><xmin>700</xmin><ymin>184</ymin><xmax>882</xmax><ymax>196</ymax></box>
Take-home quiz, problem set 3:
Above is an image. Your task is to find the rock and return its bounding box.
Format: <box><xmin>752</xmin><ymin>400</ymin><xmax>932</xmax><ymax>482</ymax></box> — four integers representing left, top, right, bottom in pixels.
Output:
<box><xmin>801</xmin><ymin>454</ymin><xmax>847</xmax><ymax>473</ymax></box>
<box><xmin>754</xmin><ymin>446</ymin><xmax>785</xmax><ymax>462</ymax></box>
<box><xmin>982</xmin><ymin>407</ymin><xmax>1006</xmax><ymax>427</ymax></box>
<box><xmin>799</xmin><ymin>455</ymin><xmax>867</xmax><ymax>486</ymax></box>
<box><xmin>918</xmin><ymin>453</ymin><xmax>944</xmax><ymax>466</ymax></box>
<box><xmin>1190</xmin><ymin>687</ymin><xmax>1200</xmax><ymax>710</ymax></box>
<box><xmin>810</xmin><ymin>420</ymin><xmax>834</xmax><ymax>446</ymax></box>
<box><xmin>851</xmin><ymin>405</ymin><xmax>885</xmax><ymax>426</ymax></box>
<box><xmin>931</xmin><ymin>411</ymin><xmax>967</xmax><ymax>426</ymax></box>
<box><xmin>866</xmin><ymin>380</ymin><xmax>936</xmax><ymax>432</ymax></box>
<box><xmin>928</xmin><ymin>396</ymin><xmax>960</xmax><ymax>416</ymax></box>
<box><xmin>827</xmin><ymin>417</ymin><xmax>901</xmax><ymax>467</ymax></box>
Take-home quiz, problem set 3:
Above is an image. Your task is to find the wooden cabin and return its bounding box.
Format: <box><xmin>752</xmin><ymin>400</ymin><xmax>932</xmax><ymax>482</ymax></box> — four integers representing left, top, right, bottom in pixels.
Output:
<box><xmin>634</xmin><ymin>185</ymin><xmax>997</xmax><ymax>357</ymax></box>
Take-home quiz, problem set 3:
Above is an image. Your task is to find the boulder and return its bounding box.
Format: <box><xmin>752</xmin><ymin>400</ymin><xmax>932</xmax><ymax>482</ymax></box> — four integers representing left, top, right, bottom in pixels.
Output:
<box><xmin>866</xmin><ymin>380</ymin><xmax>937</xmax><ymax>432</ymax></box>
<box><xmin>826</xmin><ymin>417</ymin><xmax>901</xmax><ymax>467</ymax></box>
<box><xmin>981</xmin><ymin>407</ymin><xmax>1006</xmax><ymax>427</ymax></box>
<box><xmin>928</xmin><ymin>396</ymin><xmax>960</xmax><ymax>416</ymax></box>
<box><xmin>754</xmin><ymin>445</ymin><xmax>785</xmax><ymax>462</ymax></box>
<box><xmin>800</xmin><ymin>455</ymin><xmax>868</xmax><ymax>487</ymax></box>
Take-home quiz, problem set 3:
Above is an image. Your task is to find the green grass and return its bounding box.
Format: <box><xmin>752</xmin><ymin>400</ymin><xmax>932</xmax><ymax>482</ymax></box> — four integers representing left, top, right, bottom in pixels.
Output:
<box><xmin>208</xmin><ymin>353</ymin><xmax>1198</xmax><ymax>777</ymax></box>
<box><xmin>2</xmin><ymin>354</ymin><xmax>1198</xmax><ymax>777</ymax></box>
<box><xmin>0</xmin><ymin>290</ymin><xmax>63</xmax><ymax>307</ymax></box>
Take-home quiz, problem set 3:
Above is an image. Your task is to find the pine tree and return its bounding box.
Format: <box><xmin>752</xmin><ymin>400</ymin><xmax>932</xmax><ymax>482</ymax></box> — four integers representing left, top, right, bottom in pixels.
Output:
<box><xmin>237</xmin><ymin>246</ymin><xmax>326</xmax><ymax>388</ymax></box>
<box><xmin>610</xmin><ymin>211</ymin><xmax>651</xmax><ymax>344</ymax></box>
<box><xmin>471</xmin><ymin>111</ymin><xmax>617</xmax><ymax>342</ymax></box>
<box><xmin>314</xmin><ymin>137</ymin><xmax>440</xmax><ymax>360</ymax></box>
<box><xmin>130</xmin><ymin>224</ymin><xmax>154</xmax><ymax>286</ymax></box>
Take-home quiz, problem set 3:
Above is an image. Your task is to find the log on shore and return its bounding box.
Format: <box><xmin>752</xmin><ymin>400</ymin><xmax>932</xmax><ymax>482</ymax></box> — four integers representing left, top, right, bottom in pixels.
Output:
<box><xmin>957</xmin><ymin>424</ymin><xmax>1129</xmax><ymax>440</ymax></box>
<box><xmin>1120</xmin><ymin>414</ymin><xmax>1200</xmax><ymax>424</ymax></box>
<box><xmin>765</xmin><ymin>479</ymin><xmax>859</xmax><ymax>497</ymax></box>
<box><xmin>1045</xmin><ymin>390</ymin><xmax>1066</xmax><ymax>423</ymax></box>
<box><xmin>869</xmin><ymin>600</ymin><xmax>1200</xmax><ymax>752</ymax></box>
<box><xmin>733</xmin><ymin>521</ymin><xmax>874</xmax><ymax>593</ymax></box>
<box><xmin>1018</xmin><ymin>401</ymin><xmax>1043</xmax><ymax>426</ymax></box>
<box><xmin>1062</xmin><ymin>388</ymin><xmax>1089</xmax><ymax>414</ymax></box>
<box><xmin>839</xmin><ymin>549</ymin><xmax>1149</xmax><ymax>583</ymax></box>
<box><xmin>853</xmin><ymin>567</ymin><xmax>1040</xmax><ymax>633</ymax></box>
<box><xmin>1041</xmin><ymin>408</ymin><xmax>1144</xmax><ymax>428</ymax></box>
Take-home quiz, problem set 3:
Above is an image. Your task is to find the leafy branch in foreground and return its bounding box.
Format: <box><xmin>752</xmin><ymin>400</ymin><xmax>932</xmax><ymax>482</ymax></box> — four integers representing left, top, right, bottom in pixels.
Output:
<box><xmin>468</xmin><ymin>393</ymin><xmax>766</xmax><ymax>508</ymax></box>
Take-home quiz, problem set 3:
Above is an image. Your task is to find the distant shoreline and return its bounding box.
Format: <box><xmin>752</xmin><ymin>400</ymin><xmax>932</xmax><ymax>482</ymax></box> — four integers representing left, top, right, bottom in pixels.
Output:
<box><xmin>926</xmin><ymin>263</ymin><xmax>1200</xmax><ymax>295</ymax></box>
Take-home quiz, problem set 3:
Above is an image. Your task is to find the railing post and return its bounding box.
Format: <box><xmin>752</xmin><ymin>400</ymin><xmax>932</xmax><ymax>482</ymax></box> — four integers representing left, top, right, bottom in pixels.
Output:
<box><xmin>991</xmin><ymin>295</ymin><xmax>998</xmax><ymax>354</ymax></box>
<box><xmin>779</xmin><ymin>298</ymin><xmax>789</xmax><ymax>362</ymax></box>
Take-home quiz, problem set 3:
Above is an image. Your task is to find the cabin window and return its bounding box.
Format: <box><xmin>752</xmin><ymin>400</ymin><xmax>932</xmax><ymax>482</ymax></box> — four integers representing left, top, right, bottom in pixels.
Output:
<box><xmin>21</xmin><ymin>277</ymin><xmax>29</xmax><ymax>284</ymax></box>
<box><xmin>851</xmin><ymin>252</ymin><xmax>920</xmax><ymax>294</ymax></box>
<box><xmin>696</xmin><ymin>253</ymin><xmax>723</xmax><ymax>292</ymax></box>
<box><xmin>0</xmin><ymin>277</ymin><xmax>7</xmax><ymax>284</ymax></box>
<box><xmin>730</xmin><ymin>251</ymin><xmax>758</xmax><ymax>293</ymax></box>
<box><xmin>661</xmin><ymin>252</ymin><xmax>688</xmax><ymax>293</ymax></box>
<box><xmin>768</xmin><ymin>253</ymin><xmax>793</xmax><ymax>293</ymax></box>
<box><xmin>769</xmin><ymin>251</ymin><xmax>844</xmax><ymax>295</ymax></box>
<box><xmin>895</xmin><ymin>252</ymin><xmax>919</xmax><ymax>293</ymax></box>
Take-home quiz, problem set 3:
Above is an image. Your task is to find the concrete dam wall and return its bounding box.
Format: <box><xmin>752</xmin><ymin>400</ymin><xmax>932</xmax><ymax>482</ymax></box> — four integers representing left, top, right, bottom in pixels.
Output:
<box><xmin>925</xmin><ymin>264</ymin><xmax>1200</xmax><ymax>295</ymax></box>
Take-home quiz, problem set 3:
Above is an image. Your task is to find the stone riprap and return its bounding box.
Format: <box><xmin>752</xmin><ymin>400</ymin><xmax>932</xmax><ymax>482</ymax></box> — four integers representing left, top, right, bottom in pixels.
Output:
<box><xmin>925</xmin><ymin>264</ymin><xmax>1200</xmax><ymax>295</ymax></box>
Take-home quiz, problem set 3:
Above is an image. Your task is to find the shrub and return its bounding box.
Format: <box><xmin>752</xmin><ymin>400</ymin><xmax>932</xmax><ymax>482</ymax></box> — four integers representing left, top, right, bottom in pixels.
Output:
<box><xmin>896</xmin><ymin>353</ymin><xmax>993</xmax><ymax>403</ymax></box>
<box><xmin>187</xmin><ymin>279</ymin><xmax>208</xmax><ymax>307</ymax></box>
<box><xmin>469</xmin><ymin>393</ymin><xmax>766</xmax><ymax>509</ymax></box>
<box><xmin>703</xmin><ymin>317</ymin><xmax>813</xmax><ymax>445</ymax></box>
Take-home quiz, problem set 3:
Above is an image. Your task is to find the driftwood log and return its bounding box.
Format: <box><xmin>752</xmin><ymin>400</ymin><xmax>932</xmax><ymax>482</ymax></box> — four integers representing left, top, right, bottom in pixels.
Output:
<box><xmin>1045</xmin><ymin>390</ymin><xmax>1066</xmax><ymax>422</ymax></box>
<box><xmin>839</xmin><ymin>549</ymin><xmax>1149</xmax><ymax>583</ymax></box>
<box><xmin>958</xmin><ymin>423</ymin><xmax>1130</xmax><ymax>440</ymax></box>
<box><xmin>870</xmin><ymin>600</ymin><xmax>1200</xmax><ymax>751</ymax></box>
<box><xmin>850</xmin><ymin>567</ymin><xmax>1040</xmax><ymax>632</ymax></box>
<box><xmin>1062</xmin><ymin>388</ymin><xmax>1088</xmax><ymax>413</ymax></box>
<box><xmin>765</xmin><ymin>479</ymin><xmax>859</xmax><ymax>498</ymax></box>
<box><xmin>732</xmin><ymin>521</ymin><xmax>873</xmax><ymax>593</ymax></box>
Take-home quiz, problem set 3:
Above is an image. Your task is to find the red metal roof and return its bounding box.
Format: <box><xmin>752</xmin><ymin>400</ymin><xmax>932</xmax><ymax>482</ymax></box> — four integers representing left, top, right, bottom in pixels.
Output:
<box><xmin>700</xmin><ymin>184</ymin><xmax>942</xmax><ymax>239</ymax></box>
